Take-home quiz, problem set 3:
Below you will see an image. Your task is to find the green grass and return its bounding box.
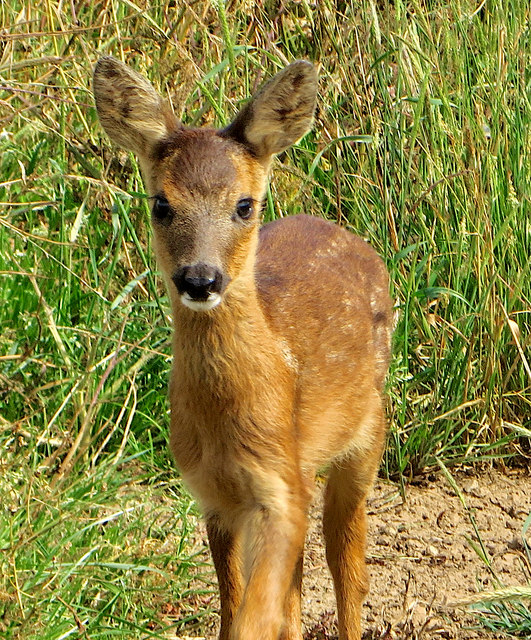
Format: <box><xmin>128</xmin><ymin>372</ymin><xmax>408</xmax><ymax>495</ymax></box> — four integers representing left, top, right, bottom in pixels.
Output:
<box><xmin>1</xmin><ymin>0</ymin><xmax>530</xmax><ymax>637</ymax></box>
<box><xmin>0</xmin><ymin>456</ymin><xmax>209</xmax><ymax>639</ymax></box>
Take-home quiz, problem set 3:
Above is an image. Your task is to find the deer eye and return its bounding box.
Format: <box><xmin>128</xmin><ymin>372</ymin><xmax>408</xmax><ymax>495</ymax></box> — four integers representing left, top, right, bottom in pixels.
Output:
<box><xmin>234</xmin><ymin>197</ymin><xmax>254</xmax><ymax>221</ymax></box>
<box><xmin>152</xmin><ymin>196</ymin><xmax>172</xmax><ymax>223</ymax></box>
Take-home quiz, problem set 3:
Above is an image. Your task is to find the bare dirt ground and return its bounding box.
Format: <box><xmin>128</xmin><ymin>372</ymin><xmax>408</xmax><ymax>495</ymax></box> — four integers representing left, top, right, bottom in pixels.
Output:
<box><xmin>182</xmin><ymin>468</ymin><xmax>531</xmax><ymax>639</ymax></box>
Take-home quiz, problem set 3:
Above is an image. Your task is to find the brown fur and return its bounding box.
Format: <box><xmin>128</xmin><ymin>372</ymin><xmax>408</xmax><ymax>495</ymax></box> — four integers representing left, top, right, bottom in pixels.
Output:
<box><xmin>94</xmin><ymin>57</ymin><xmax>393</xmax><ymax>640</ymax></box>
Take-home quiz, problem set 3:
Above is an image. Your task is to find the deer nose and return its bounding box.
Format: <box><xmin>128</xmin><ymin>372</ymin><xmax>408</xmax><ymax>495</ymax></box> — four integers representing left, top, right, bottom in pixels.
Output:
<box><xmin>172</xmin><ymin>263</ymin><xmax>224</xmax><ymax>301</ymax></box>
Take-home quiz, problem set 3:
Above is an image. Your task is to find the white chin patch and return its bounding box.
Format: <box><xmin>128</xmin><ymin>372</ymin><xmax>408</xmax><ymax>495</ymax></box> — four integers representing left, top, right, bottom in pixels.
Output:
<box><xmin>181</xmin><ymin>292</ymin><xmax>222</xmax><ymax>312</ymax></box>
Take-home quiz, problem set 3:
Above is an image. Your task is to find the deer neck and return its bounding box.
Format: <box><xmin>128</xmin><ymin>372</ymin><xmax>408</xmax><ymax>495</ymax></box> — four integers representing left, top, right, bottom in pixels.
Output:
<box><xmin>169</xmin><ymin>268</ymin><xmax>280</xmax><ymax>389</ymax></box>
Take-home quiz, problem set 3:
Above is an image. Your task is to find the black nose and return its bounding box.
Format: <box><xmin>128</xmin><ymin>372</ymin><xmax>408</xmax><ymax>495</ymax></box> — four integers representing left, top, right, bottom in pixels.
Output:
<box><xmin>172</xmin><ymin>263</ymin><xmax>225</xmax><ymax>300</ymax></box>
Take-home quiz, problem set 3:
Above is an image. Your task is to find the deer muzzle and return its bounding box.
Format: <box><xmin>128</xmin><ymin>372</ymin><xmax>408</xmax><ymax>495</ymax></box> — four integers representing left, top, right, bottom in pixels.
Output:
<box><xmin>172</xmin><ymin>263</ymin><xmax>229</xmax><ymax>312</ymax></box>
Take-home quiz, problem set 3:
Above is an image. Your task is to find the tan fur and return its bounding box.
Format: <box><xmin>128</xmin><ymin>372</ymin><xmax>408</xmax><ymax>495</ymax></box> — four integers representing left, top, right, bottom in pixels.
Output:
<box><xmin>94</xmin><ymin>57</ymin><xmax>393</xmax><ymax>640</ymax></box>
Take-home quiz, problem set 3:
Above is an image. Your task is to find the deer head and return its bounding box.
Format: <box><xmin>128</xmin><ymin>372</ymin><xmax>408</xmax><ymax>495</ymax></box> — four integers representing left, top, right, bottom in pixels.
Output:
<box><xmin>94</xmin><ymin>57</ymin><xmax>317</xmax><ymax>312</ymax></box>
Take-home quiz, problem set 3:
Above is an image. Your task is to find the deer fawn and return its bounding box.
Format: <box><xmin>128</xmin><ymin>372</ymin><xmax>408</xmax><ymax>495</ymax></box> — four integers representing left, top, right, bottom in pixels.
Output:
<box><xmin>94</xmin><ymin>57</ymin><xmax>392</xmax><ymax>640</ymax></box>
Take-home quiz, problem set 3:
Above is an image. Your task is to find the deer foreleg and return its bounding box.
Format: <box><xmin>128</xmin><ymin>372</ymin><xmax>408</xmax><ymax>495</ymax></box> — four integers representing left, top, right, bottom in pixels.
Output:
<box><xmin>230</xmin><ymin>488</ymin><xmax>307</xmax><ymax>640</ymax></box>
<box><xmin>206</xmin><ymin>515</ymin><xmax>244</xmax><ymax>640</ymax></box>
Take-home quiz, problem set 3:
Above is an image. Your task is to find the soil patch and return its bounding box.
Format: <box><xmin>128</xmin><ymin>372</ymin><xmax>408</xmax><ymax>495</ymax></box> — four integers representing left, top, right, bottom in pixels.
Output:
<box><xmin>182</xmin><ymin>468</ymin><xmax>531</xmax><ymax>639</ymax></box>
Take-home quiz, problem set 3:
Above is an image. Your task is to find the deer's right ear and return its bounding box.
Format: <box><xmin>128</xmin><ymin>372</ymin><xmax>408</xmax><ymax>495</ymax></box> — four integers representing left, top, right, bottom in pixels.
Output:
<box><xmin>93</xmin><ymin>57</ymin><xmax>178</xmax><ymax>157</ymax></box>
<box><xmin>221</xmin><ymin>61</ymin><xmax>318</xmax><ymax>163</ymax></box>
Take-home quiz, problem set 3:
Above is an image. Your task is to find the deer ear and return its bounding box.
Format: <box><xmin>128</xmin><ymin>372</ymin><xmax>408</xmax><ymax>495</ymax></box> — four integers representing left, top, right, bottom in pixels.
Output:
<box><xmin>221</xmin><ymin>61</ymin><xmax>318</xmax><ymax>162</ymax></box>
<box><xmin>93</xmin><ymin>57</ymin><xmax>178</xmax><ymax>157</ymax></box>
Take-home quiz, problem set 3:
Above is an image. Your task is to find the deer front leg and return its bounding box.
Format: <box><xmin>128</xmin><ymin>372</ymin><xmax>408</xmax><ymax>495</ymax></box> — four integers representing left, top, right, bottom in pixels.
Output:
<box><xmin>279</xmin><ymin>550</ymin><xmax>304</xmax><ymax>640</ymax></box>
<box><xmin>206</xmin><ymin>515</ymin><xmax>244</xmax><ymax>640</ymax></box>
<box><xmin>230</xmin><ymin>477</ymin><xmax>308</xmax><ymax>640</ymax></box>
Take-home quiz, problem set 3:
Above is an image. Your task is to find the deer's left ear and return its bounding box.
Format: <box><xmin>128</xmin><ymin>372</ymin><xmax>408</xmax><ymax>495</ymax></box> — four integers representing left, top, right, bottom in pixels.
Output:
<box><xmin>220</xmin><ymin>61</ymin><xmax>318</xmax><ymax>163</ymax></box>
<box><xmin>93</xmin><ymin>56</ymin><xmax>179</xmax><ymax>158</ymax></box>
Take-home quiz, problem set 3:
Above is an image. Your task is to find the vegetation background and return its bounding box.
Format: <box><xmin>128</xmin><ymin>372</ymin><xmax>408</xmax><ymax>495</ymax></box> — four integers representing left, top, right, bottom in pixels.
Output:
<box><xmin>0</xmin><ymin>0</ymin><xmax>529</xmax><ymax>638</ymax></box>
